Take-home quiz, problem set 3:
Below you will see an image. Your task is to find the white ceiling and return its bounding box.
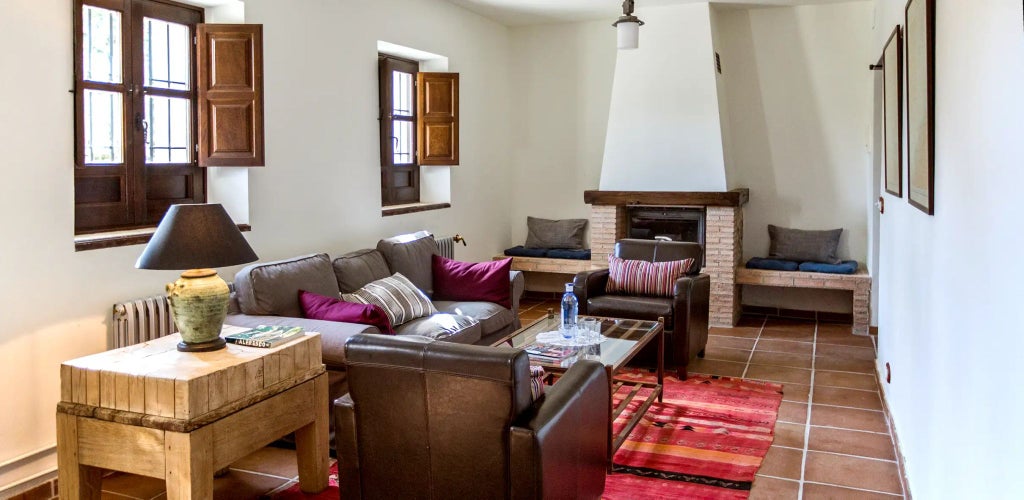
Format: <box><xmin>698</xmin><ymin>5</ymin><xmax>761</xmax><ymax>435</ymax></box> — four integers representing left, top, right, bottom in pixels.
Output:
<box><xmin>444</xmin><ymin>0</ymin><xmax>867</xmax><ymax>26</ymax></box>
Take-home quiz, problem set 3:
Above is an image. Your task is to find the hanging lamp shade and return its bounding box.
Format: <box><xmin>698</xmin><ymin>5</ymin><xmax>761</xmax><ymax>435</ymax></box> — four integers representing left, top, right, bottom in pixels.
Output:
<box><xmin>613</xmin><ymin>0</ymin><xmax>644</xmax><ymax>50</ymax></box>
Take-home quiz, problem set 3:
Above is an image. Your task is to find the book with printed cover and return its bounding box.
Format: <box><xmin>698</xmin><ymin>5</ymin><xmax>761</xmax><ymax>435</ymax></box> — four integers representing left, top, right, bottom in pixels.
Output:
<box><xmin>224</xmin><ymin>325</ymin><xmax>304</xmax><ymax>348</ymax></box>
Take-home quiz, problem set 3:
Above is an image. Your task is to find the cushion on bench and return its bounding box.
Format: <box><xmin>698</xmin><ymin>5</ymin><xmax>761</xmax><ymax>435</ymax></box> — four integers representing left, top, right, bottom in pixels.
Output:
<box><xmin>545</xmin><ymin>248</ymin><xmax>592</xmax><ymax>260</ymax></box>
<box><xmin>798</xmin><ymin>260</ymin><xmax>859</xmax><ymax>274</ymax></box>
<box><xmin>503</xmin><ymin>246</ymin><xmax>592</xmax><ymax>260</ymax></box>
<box><xmin>504</xmin><ymin>246</ymin><xmax>548</xmax><ymax>257</ymax></box>
<box><xmin>745</xmin><ymin>257</ymin><xmax>799</xmax><ymax>271</ymax></box>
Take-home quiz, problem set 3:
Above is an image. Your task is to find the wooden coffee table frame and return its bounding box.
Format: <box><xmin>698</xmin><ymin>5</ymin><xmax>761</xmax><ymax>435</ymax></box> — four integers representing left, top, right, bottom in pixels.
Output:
<box><xmin>493</xmin><ymin>313</ymin><xmax>664</xmax><ymax>465</ymax></box>
<box><xmin>56</xmin><ymin>332</ymin><xmax>330</xmax><ymax>500</ymax></box>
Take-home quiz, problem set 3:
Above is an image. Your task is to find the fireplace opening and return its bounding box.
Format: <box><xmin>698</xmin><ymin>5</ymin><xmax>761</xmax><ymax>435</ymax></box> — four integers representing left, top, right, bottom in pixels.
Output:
<box><xmin>626</xmin><ymin>206</ymin><xmax>706</xmax><ymax>266</ymax></box>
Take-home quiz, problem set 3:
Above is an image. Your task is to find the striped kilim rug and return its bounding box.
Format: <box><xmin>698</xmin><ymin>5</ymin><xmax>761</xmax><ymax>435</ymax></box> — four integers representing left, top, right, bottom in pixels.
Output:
<box><xmin>603</xmin><ymin>370</ymin><xmax>784</xmax><ymax>499</ymax></box>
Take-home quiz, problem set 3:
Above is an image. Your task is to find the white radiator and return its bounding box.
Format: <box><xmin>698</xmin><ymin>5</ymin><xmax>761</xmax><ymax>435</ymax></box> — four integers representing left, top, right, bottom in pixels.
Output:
<box><xmin>112</xmin><ymin>295</ymin><xmax>177</xmax><ymax>348</ymax></box>
<box><xmin>437</xmin><ymin>234</ymin><xmax>465</xmax><ymax>259</ymax></box>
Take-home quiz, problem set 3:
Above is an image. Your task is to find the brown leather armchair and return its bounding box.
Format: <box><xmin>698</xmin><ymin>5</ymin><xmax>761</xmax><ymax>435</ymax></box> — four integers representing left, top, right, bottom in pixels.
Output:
<box><xmin>574</xmin><ymin>239</ymin><xmax>710</xmax><ymax>379</ymax></box>
<box><xmin>334</xmin><ymin>334</ymin><xmax>610</xmax><ymax>500</ymax></box>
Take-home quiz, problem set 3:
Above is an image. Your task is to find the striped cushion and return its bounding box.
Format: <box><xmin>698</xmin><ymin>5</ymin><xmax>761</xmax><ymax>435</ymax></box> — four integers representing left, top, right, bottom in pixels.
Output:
<box><xmin>341</xmin><ymin>273</ymin><xmax>438</xmax><ymax>327</ymax></box>
<box><xmin>529</xmin><ymin>365</ymin><xmax>546</xmax><ymax>400</ymax></box>
<box><xmin>605</xmin><ymin>255</ymin><xmax>695</xmax><ymax>297</ymax></box>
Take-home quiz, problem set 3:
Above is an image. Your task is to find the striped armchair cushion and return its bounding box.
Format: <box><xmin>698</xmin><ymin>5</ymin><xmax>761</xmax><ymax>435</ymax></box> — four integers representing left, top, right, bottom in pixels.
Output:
<box><xmin>605</xmin><ymin>254</ymin><xmax>695</xmax><ymax>297</ymax></box>
<box><xmin>342</xmin><ymin>273</ymin><xmax>438</xmax><ymax>327</ymax></box>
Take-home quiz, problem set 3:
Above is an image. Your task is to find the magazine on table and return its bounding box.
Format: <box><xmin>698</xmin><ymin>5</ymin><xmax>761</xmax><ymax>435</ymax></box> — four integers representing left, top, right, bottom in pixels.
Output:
<box><xmin>523</xmin><ymin>342</ymin><xmax>577</xmax><ymax>361</ymax></box>
<box><xmin>224</xmin><ymin>325</ymin><xmax>304</xmax><ymax>348</ymax></box>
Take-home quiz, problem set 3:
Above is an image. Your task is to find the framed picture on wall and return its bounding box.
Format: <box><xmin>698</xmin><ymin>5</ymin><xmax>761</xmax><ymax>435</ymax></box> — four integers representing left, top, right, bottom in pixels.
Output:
<box><xmin>905</xmin><ymin>0</ymin><xmax>935</xmax><ymax>214</ymax></box>
<box><xmin>882</xmin><ymin>26</ymin><xmax>903</xmax><ymax>198</ymax></box>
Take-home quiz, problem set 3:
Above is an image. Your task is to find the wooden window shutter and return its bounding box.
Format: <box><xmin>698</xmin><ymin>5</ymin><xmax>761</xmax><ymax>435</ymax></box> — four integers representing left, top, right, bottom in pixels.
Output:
<box><xmin>416</xmin><ymin>73</ymin><xmax>459</xmax><ymax>166</ymax></box>
<box><xmin>196</xmin><ymin>24</ymin><xmax>264</xmax><ymax>166</ymax></box>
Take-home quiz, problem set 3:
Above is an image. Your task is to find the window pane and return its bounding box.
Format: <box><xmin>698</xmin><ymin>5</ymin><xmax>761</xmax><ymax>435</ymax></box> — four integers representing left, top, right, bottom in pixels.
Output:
<box><xmin>145</xmin><ymin>95</ymin><xmax>191</xmax><ymax>163</ymax></box>
<box><xmin>392</xmin><ymin>71</ymin><xmax>413</xmax><ymax>117</ymax></box>
<box><xmin>82</xmin><ymin>5</ymin><xmax>122</xmax><ymax>84</ymax></box>
<box><xmin>393</xmin><ymin>121</ymin><xmax>413</xmax><ymax>165</ymax></box>
<box><xmin>144</xmin><ymin>17</ymin><xmax>190</xmax><ymax>90</ymax></box>
<box><xmin>83</xmin><ymin>89</ymin><xmax>124</xmax><ymax>164</ymax></box>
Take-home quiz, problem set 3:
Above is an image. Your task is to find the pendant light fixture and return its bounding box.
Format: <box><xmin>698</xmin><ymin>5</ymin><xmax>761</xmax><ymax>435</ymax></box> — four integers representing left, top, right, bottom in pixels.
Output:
<box><xmin>613</xmin><ymin>0</ymin><xmax>644</xmax><ymax>50</ymax></box>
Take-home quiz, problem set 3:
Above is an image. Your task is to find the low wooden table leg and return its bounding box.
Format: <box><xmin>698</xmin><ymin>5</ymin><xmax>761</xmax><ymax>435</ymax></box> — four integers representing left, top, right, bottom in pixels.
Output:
<box><xmin>164</xmin><ymin>428</ymin><xmax>214</xmax><ymax>500</ymax></box>
<box><xmin>57</xmin><ymin>413</ymin><xmax>102</xmax><ymax>500</ymax></box>
<box><xmin>605</xmin><ymin>365</ymin><xmax>615</xmax><ymax>473</ymax></box>
<box><xmin>294</xmin><ymin>374</ymin><xmax>330</xmax><ymax>493</ymax></box>
<box><xmin>657</xmin><ymin>317</ymin><xmax>665</xmax><ymax>403</ymax></box>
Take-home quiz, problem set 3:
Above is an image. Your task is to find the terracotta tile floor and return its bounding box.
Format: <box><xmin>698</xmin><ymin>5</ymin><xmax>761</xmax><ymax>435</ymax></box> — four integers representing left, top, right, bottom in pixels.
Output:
<box><xmin>698</xmin><ymin>315</ymin><xmax>907</xmax><ymax>499</ymax></box>
<box><xmin>98</xmin><ymin>300</ymin><xmax>906</xmax><ymax>499</ymax></box>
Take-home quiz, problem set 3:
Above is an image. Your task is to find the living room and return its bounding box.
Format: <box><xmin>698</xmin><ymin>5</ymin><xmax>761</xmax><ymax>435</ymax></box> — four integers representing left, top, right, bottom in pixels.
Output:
<box><xmin>2</xmin><ymin>0</ymin><xmax>1022</xmax><ymax>499</ymax></box>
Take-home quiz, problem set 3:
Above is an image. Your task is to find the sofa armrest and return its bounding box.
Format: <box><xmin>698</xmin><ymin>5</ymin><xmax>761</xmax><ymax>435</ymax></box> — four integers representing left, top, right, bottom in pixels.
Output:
<box><xmin>509</xmin><ymin>360</ymin><xmax>609</xmax><ymax>500</ymax></box>
<box><xmin>333</xmin><ymin>395</ymin><xmax>363</xmax><ymax>500</ymax></box>
<box><xmin>510</xmin><ymin>270</ymin><xmax>525</xmax><ymax>329</ymax></box>
<box><xmin>573</xmin><ymin>269</ymin><xmax>610</xmax><ymax>315</ymax></box>
<box><xmin>224</xmin><ymin>313</ymin><xmax>378</xmax><ymax>369</ymax></box>
<box><xmin>672</xmin><ymin>273</ymin><xmax>711</xmax><ymax>365</ymax></box>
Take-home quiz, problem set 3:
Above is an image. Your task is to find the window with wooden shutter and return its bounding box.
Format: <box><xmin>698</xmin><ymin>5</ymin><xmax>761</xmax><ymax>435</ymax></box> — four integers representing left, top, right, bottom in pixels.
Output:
<box><xmin>196</xmin><ymin>24</ymin><xmax>264</xmax><ymax>167</ymax></box>
<box><xmin>416</xmin><ymin>72</ymin><xmax>459</xmax><ymax>166</ymax></box>
<box><xmin>73</xmin><ymin>0</ymin><xmax>264</xmax><ymax>237</ymax></box>
<box><xmin>378</xmin><ymin>56</ymin><xmax>420</xmax><ymax>206</ymax></box>
<box><xmin>74</xmin><ymin>0</ymin><xmax>206</xmax><ymax>234</ymax></box>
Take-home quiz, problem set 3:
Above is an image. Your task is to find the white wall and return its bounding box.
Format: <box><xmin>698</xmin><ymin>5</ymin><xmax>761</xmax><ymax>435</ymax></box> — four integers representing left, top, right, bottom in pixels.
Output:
<box><xmin>872</xmin><ymin>1</ymin><xmax>1024</xmax><ymax>497</ymax></box>
<box><xmin>507</xmin><ymin>20</ymin><xmax>617</xmax><ymax>246</ymax></box>
<box><xmin>0</xmin><ymin>0</ymin><xmax>513</xmax><ymax>491</ymax></box>
<box><xmin>716</xmin><ymin>2</ymin><xmax>873</xmax><ymax>313</ymax></box>
<box><xmin>600</xmin><ymin>3</ymin><xmax>728</xmax><ymax>192</ymax></box>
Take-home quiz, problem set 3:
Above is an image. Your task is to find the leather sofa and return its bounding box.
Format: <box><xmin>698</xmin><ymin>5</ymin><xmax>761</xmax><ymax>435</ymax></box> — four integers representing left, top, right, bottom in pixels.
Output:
<box><xmin>574</xmin><ymin>239</ymin><xmax>710</xmax><ymax>379</ymax></box>
<box><xmin>225</xmin><ymin>231</ymin><xmax>525</xmax><ymax>402</ymax></box>
<box><xmin>335</xmin><ymin>334</ymin><xmax>610</xmax><ymax>499</ymax></box>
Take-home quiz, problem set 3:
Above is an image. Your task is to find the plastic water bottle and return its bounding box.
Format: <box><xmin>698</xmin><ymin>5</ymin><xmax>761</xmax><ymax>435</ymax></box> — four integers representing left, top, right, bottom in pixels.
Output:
<box><xmin>561</xmin><ymin>282</ymin><xmax>578</xmax><ymax>340</ymax></box>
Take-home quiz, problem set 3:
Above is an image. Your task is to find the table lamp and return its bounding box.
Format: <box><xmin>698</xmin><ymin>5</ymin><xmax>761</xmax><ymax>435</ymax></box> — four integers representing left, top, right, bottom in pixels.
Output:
<box><xmin>136</xmin><ymin>203</ymin><xmax>258</xmax><ymax>352</ymax></box>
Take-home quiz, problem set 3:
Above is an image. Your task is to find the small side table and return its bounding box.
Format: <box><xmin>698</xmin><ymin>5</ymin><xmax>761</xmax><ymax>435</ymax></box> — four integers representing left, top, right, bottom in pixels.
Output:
<box><xmin>56</xmin><ymin>328</ymin><xmax>329</xmax><ymax>499</ymax></box>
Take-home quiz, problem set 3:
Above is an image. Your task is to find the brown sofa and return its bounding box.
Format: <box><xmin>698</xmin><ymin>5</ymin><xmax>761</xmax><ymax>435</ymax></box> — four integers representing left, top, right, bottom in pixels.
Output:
<box><xmin>335</xmin><ymin>334</ymin><xmax>610</xmax><ymax>499</ymax></box>
<box><xmin>225</xmin><ymin>231</ymin><xmax>525</xmax><ymax>402</ymax></box>
<box><xmin>573</xmin><ymin>239</ymin><xmax>710</xmax><ymax>379</ymax></box>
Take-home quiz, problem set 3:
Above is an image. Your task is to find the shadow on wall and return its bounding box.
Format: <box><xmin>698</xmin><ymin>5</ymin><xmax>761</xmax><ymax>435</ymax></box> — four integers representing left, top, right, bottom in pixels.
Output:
<box><xmin>719</xmin><ymin>7</ymin><xmax>846</xmax><ymax>260</ymax></box>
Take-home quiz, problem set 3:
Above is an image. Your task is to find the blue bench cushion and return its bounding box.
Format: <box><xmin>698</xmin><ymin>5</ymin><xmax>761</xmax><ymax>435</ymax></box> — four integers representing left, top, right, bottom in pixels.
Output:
<box><xmin>545</xmin><ymin>248</ymin><xmax>591</xmax><ymax>260</ymax></box>
<box><xmin>745</xmin><ymin>257</ymin><xmax>799</xmax><ymax>271</ymax></box>
<box><xmin>504</xmin><ymin>246</ymin><xmax>547</xmax><ymax>257</ymax></box>
<box><xmin>503</xmin><ymin>247</ymin><xmax>592</xmax><ymax>260</ymax></box>
<box><xmin>798</xmin><ymin>260</ymin><xmax>859</xmax><ymax>274</ymax></box>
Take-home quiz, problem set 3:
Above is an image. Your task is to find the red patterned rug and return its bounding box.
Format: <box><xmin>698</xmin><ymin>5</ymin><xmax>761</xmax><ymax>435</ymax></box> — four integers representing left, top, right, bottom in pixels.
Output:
<box><xmin>272</xmin><ymin>373</ymin><xmax>782</xmax><ymax>500</ymax></box>
<box><xmin>604</xmin><ymin>371</ymin><xmax>783</xmax><ymax>499</ymax></box>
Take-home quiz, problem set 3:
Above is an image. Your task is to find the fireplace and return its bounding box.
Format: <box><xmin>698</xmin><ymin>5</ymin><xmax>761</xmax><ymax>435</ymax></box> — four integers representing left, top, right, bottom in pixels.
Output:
<box><xmin>626</xmin><ymin>207</ymin><xmax>705</xmax><ymax>266</ymax></box>
<box><xmin>585</xmin><ymin>189</ymin><xmax>748</xmax><ymax>327</ymax></box>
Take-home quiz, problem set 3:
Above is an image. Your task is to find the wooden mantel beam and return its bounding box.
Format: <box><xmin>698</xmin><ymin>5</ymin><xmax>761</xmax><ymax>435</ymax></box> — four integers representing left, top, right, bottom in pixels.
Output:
<box><xmin>583</xmin><ymin>188</ymin><xmax>749</xmax><ymax>207</ymax></box>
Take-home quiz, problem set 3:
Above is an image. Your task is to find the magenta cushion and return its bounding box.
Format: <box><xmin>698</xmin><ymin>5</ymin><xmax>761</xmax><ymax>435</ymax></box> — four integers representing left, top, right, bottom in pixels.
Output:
<box><xmin>432</xmin><ymin>255</ymin><xmax>512</xmax><ymax>308</ymax></box>
<box><xmin>605</xmin><ymin>255</ymin><xmax>695</xmax><ymax>297</ymax></box>
<box><xmin>298</xmin><ymin>290</ymin><xmax>393</xmax><ymax>334</ymax></box>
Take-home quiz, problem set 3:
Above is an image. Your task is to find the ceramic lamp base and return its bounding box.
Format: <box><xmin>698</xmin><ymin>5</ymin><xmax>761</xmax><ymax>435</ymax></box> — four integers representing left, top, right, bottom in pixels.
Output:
<box><xmin>167</xmin><ymin>268</ymin><xmax>231</xmax><ymax>352</ymax></box>
<box><xmin>177</xmin><ymin>337</ymin><xmax>227</xmax><ymax>352</ymax></box>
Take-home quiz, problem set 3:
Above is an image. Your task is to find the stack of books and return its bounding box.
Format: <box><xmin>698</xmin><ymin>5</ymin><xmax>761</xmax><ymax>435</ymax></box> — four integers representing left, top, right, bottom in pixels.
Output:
<box><xmin>224</xmin><ymin>325</ymin><xmax>304</xmax><ymax>348</ymax></box>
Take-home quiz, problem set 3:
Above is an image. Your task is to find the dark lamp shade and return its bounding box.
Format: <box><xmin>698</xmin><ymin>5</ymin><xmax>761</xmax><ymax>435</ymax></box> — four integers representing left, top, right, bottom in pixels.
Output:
<box><xmin>136</xmin><ymin>204</ymin><xmax>258</xmax><ymax>270</ymax></box>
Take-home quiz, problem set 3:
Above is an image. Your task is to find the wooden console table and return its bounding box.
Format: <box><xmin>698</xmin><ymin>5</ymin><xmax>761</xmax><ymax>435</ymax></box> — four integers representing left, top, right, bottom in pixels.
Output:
<box><xmin>57</xmin><ymin>328</ymin><xmax>329</xmax><ymax>499</ymax></box>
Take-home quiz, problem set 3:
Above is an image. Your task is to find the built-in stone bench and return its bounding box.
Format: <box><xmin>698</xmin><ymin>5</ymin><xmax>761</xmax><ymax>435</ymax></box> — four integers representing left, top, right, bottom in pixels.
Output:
<box><xmin>495</xmin><ymin>256</ymin><xmax>607</xmax><ymax>293</ymax></box>
<box><xmin>735</xmin><ymin>267</ymin><xmax>872</xmax><ymax>335</ymax></box>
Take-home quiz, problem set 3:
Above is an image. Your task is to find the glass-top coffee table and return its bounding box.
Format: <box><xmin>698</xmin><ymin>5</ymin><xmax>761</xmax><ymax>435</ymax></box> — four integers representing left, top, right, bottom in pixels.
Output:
<box><xmin>492</xmin><ymin>311</ymin><xmax>664</xmax><ymax>461</ymax></box>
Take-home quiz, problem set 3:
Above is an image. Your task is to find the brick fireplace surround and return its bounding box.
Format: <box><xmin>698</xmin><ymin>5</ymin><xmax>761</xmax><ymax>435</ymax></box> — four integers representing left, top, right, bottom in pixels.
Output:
<box><xmin>584</xmin><ymin>189</ymin><xmax>749</xmax><ymax>327</ymax></box>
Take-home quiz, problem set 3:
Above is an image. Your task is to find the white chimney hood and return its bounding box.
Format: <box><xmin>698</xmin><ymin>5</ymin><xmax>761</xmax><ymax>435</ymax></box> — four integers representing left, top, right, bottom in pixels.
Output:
<box><xmin>599</xmin><ymin>2</ymin><xmax>729</xmax><ymax>192</ymax></box>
